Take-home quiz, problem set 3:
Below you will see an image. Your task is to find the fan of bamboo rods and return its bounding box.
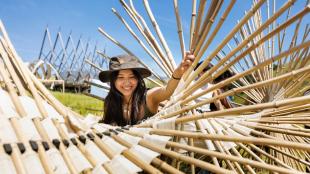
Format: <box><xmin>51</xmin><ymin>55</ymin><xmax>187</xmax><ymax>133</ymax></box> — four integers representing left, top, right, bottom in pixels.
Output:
<box><xmin>0</xmin><ymin>0</ymin><xmax>309</xmax><ymax>173</ymax></box>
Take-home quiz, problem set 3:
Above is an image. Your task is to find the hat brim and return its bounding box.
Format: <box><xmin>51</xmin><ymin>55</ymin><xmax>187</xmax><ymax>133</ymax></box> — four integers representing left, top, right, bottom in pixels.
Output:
<box><xmin>99</xmin><ymin>67</ymin><xmax>151</xmax><ymax>82</ymax></box>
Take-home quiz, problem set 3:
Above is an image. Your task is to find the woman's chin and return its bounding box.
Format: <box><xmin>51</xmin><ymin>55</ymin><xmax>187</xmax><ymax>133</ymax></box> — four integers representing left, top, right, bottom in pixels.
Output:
<box><xmin>121</xmin><ymin>91</ymin><xmax>134</xmax><ymax>97</ymax></box>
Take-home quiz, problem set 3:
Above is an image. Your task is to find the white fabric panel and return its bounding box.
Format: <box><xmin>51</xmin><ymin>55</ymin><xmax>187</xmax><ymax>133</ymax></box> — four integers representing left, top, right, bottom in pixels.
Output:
<box><xmin>23</xmin><ymin>151</ymin><xmax>45</xmax><ymax>174</ymax></box>
<box><xmin>129</xmin><ymin>145</ymin><xmax>159</xmax><ymax>164</ymax></box>
<box><xmin>0</xmin><ymin>116</ymin><xmax>18</xmax><ymax>143</ymax></box>
<box><xmin>92</xmin><ymin>124</ymin><xmax>109</xmax><ymax>133</ymax></box>
<box><xmin>232</xmin><ymin>124</ymin><xmax>252</xmax><ymax>135</ymax></box>
<box><xmin>84</xmin><ymin>114</ymin><xmax>101</xmax><ymax>128</ymax></box>
<box><xmin>194</xmin><ymin>83</ymin><xmax>213</xmax><ymax>112</ymax></box>
<box><xmin>19</xmin><ymin>117</ymin><xmax>41</xmax><ymax>141</ymax></box>
<box><xmin>182</xmin><ymin>121</ymin><xmax>197</xmax><ymax>131</ymax></box>
<box><xmin>129</xmin><ymin>127</ymin><xmax>151</xmax><ymax>134</ymax></box>
<box><xmin>143</xmin><ymin>134</ymin><xmax>170</xmax><ymax>148</ymax></box>
<box><xmin>200</xmin><ymin>119</ymin><xmax>215</xmax><ymax>134</ymax></box>
<box><xmin>197</xmin><ymin>120</ymin><xmax>216</xmax><ymax>151</ymax></box>
<box><xmin>0</xmin><ymin>90</ymin><xmax>18</xmax><ymax>118</ymax></box>
<box><xmin>92</xmin><ymin>164</ymin><xmax>108</xmax><ymax>174</ymax></box>
<box><xmin>101</xmin><ymin>136</ymin><xmax>126</xmax><ymax>155</ymax></box>
<box><xmin>108</xmin><ymin>155</ymin><xmax>141</xmax><ymax>173</ymax></box>
<box><xmin>0</xmin><ymin>153</ymin><xmax>17</xmax><ymax>174</ymax></box>
<box><xmin>85</xmin><ymin>141</ymin><xmax>110</xmax><ymax>165</ymax></box>
<box><xmin>165</xmin><ymin>102</ymin><xmax>181</xmax><ymax>115</ymax></box>
<box><xmin>217</xmin><ymin>132</ymin><xmax>236</xmax><ymax>150</ymax></box>
<box><xmin>18</xmin><ymin>96</ymin><xmax>41</xmax><ymax>119</ymax></box>
<box><xmin>215</xmin><ymin>118</ymin><xmax>230</xmax><ymax>129</ymax></box>
<box><xmin>152</xmin><ymin>116</ymin><xmax>177</xmax><ymax>130</ymax></box>
<box><xmin>226</xmin><ymin>128</ymin><xmax>243</xmax><ymax>137</ymax></box>
<box><xmin>209</xmin><ymin>119</ymin><xmax>223</xmax><ymax>132</ymax></box>
<box><xmin>118</xmin><ymin>132</ymin><xmax>141</xmax><ymax>145</ymax></box>
<box><xmin>47</xmin><ymin>148</ymin><xmax>70</xmax><ymax>174</ymax></box>
<box><xmin>41</xmin><ymin>118</ymin><xmax>61</xmax><ymax>140</ymax></box>
<box><xmin>67</xmin><ymin>112</ymin><xmax>89</xmax><ymax>131</ymax></box>
<box><xmin>244</xmin><ymin>113</ymin><xmax>262</xmax><ymax>120</ymax></box>
<box><xmin>67</xmin><ymin>145</ymin><xmax>92</xmax><ymax>173</ymax></box>
<box><xmin>42</xmin><ymin>101</ymin><xmax>64</xmax><ymax>122</ymax></box>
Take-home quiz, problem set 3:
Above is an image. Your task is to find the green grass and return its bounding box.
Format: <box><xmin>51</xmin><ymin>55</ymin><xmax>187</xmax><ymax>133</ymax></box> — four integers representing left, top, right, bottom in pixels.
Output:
<box><xmin>51</xmin><ymin>91</ymin><xmax>104</xmax><ymax>116</ymax></box>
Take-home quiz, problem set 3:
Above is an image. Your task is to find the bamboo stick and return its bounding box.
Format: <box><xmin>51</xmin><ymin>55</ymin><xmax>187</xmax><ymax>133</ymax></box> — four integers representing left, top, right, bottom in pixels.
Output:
<box><xmin>111</xmin><ymin>8</ymin><xmax>172</xmax><ymax>77</ymax></box>
<box><xmin>143</xmin><ymin>0</ymin><xmax>176</xmax><ymax>69</ymax></box>
<box><xmin>190</xmin><ymin>0</ymin><xmax>207</xmax><ymax>50</ymax></box>
<box><xmin>189</xmin><ymin>0</ymin><xmax>196</xmax><ymax>50</ymax></box>
<box><xmin>173</xmin><ymin>0</ymin><xmax>186</xmax><ymax>59</ymax></box>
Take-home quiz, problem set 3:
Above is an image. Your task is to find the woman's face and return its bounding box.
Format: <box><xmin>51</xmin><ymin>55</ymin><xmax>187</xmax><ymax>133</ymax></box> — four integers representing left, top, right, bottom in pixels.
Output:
<box><xmin>115</xmin><ymin>69</ymin><xmax>138</xmax><ymax>98</ymax></box>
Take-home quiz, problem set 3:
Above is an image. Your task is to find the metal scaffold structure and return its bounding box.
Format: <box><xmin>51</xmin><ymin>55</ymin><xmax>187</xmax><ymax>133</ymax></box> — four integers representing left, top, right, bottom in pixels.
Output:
<box><xmin>31</xmin><ymin>27</ymin><xmax>108</xmax><ymax>92</ymax></box>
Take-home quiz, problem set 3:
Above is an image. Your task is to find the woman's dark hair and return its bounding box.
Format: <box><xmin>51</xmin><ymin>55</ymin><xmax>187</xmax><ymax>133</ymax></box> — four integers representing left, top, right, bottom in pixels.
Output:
<box><xmin>194</xmin><ymin>61</ymin><xmax>213</xmax><ymax>72</ymax></box>
<box><xmin>100</xmin><ymin>70</ymin><xmax>147</xmax><ymax>126</ymax></box>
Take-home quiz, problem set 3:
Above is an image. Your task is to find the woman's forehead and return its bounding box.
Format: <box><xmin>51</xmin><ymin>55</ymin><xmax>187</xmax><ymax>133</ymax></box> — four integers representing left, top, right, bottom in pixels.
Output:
<box><xmin>118</xmin><ymin>69</ymin><xmax>135</xmax><ymax>75</ymax></box>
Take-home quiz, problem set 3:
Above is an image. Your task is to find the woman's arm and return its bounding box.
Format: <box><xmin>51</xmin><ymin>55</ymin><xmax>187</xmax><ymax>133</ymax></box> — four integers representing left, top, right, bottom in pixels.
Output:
<box><xmin>147</xmin><ymin>52</ymin><xmax>194</xmax><ymax>111</ymax></box>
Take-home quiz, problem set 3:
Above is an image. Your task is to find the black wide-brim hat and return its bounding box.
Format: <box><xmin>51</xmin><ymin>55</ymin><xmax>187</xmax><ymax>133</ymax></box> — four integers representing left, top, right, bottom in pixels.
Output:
<box><xmin>99</xmin><ymin>54</ymin><xmax>152</xmax><ymax>82</ymax></box>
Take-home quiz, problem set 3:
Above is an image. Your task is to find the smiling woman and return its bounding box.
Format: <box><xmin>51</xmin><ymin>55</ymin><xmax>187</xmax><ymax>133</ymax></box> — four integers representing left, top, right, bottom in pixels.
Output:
<box><xmin>99</xmin><ymin>53</ymin><xmax>194</xmax><ymax>126</ymax></box>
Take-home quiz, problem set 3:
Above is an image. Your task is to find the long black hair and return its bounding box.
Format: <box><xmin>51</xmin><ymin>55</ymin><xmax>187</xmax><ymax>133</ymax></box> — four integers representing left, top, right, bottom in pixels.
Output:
<box><xmin>101</xmin><ymin>70</ymin><xmax>147</xmax><ymax>126</ymax></box>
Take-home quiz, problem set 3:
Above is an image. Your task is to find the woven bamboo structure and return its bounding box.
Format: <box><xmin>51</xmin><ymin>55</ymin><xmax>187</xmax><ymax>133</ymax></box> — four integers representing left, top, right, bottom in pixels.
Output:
<box><xmin>0</xmin><ymin>0</ymin><xmax>309</xmax><ymax>173</ymax></box>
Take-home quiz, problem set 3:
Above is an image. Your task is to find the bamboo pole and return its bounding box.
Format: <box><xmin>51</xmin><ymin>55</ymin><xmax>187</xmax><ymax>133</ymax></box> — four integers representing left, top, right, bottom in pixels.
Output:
<box><xmin>190</xmin><ymin>0</ymin><xmax>207</xmax><ymax>50</ymax></box>
<box><xmin>189</xmin><ymin>0</ymin><xmax>196</xmax><ymax>50</ymax></box>
<box><xmin>111</xmin><ymin>8</ymin><xmax>172</xmax><ymax>77</ymax></box>
<box><xmin>143</xmin><ymin>0</ymin><xmax>176</xmax><ymax>69</ymax></box>
<box><xmin>173</xmin><ymin>0</ymin><xmax>185</xmax><ymax>59</ymax></box>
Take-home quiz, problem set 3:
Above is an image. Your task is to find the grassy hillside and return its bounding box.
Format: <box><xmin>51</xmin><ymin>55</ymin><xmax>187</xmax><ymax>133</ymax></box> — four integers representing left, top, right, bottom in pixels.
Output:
<box><xmin>51</xmin><ymin>91</ymin><xmax>104</xmax><ymax>116</ymax></box>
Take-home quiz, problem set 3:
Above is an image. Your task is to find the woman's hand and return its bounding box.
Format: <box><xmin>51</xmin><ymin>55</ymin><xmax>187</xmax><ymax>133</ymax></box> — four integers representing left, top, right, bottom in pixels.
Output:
<box><xmin>173</xmin><ymin>51</ymin><xmax>195</xmax><ymax>79</ymax></box>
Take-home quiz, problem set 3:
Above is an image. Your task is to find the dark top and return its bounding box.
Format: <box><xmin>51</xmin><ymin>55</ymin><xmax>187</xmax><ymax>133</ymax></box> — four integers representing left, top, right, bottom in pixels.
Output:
<box><xmin>143</xmin><ymin>92</ymin><xmax>155</xmax><ymax>119</ymax></box>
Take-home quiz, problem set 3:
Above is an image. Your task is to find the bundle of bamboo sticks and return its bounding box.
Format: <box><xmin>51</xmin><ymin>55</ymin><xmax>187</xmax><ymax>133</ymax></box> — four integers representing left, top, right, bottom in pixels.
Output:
<box><xmin>97</xmin><ymin>0</ymin><xmax>310</xmax><ymax>173</ymax></box>
<box><xmin>0</xmin><ymin>0</ymin><xmax>309</xmax><ymax>173</ymax></box>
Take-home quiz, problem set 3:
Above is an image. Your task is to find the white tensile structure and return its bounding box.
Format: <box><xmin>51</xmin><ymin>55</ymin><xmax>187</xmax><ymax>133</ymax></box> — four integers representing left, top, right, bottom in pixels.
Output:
<box><xmin>0</xmin><ymin>0</ymin><xmax>310</xmax><ymax>173</ymax></box>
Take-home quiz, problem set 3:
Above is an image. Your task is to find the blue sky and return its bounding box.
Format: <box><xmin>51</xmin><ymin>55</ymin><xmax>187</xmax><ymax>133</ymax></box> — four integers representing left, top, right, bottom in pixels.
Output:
<box><xmin>0</xmin><ymin>0</ymin><xmax>308</xmax><ymax>75</ymax></box>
